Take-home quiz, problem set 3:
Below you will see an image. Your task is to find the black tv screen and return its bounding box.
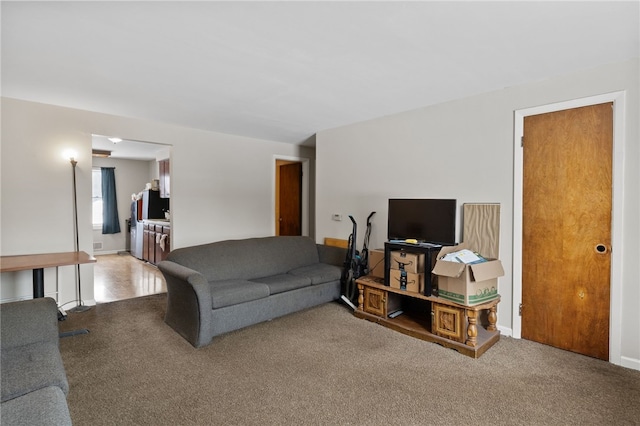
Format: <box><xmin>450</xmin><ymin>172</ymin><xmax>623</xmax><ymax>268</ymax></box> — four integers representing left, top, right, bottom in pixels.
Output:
<box><xmin>387</xmin><ymin>199</ymin><xmax>456</xmax><ymax>245</ymax></box>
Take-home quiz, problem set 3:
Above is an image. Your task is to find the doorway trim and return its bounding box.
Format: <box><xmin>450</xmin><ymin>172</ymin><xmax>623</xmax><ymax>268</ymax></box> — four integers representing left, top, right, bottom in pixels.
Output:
<box><xmin>272</xmin><ymin>155</ymin><xmax>310</xmax><ymax>237</ymax></box>
<box><xmin>513</xmin><ymin>91</ymin><xmax>625</xmax><ymax>365</ymax></box>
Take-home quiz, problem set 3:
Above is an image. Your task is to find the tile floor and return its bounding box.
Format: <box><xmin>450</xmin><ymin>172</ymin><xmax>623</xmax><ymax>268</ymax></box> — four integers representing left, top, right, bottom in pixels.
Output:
<box><xmin>93</xmin><ymin>253</ymin><xmax>166</xmax><ymax>304</ymax></box>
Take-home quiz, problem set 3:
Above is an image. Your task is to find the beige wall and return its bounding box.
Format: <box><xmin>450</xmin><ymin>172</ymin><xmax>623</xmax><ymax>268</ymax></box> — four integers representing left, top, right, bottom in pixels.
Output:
<box><xmin>1</xmin><ymin>58</ymin><xmax>637</xmax><ymax>369</ymax></box>
<box><xmin>315</xmin><ymin>58</ymin><xmax>639</xmax><ymax>370</ymax></box>
<box><xmin>0</xmin><ymin>98</ymin><xmax>315</xmax><ymax>305</ymax></box>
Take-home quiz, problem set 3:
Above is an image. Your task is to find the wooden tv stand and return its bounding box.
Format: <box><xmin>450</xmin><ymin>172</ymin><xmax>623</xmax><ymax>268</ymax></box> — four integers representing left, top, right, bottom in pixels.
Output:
<box><xmin>354</xmin><ymin>276</ymin><xmax>500</xmax><ymax>358</ymax></box>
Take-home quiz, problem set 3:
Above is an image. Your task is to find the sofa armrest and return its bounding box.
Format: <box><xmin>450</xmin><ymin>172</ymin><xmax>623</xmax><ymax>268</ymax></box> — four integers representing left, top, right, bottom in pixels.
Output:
<box><xmin>158</xmin><ymin>260</ymin><xmax>207</xmax><ymax>286</ymax></box>
<box><xmin>157</xmin><ymin>261</ymin><xmax>211</xmax><ymax>310</ymax></box>
<box><xmin>157</xmin><ymin>260</ymin><xmax>213</xmax><ymax>347</ymax></box>
<box><xmin>0</xmin><ymin>298</ymin><xmax>59</xmax><ymax>350</ymax></box>
<box><xmin>316</xmin><ymin>244</ymin><xmax>347</xmax><ymax>268</ymax></box>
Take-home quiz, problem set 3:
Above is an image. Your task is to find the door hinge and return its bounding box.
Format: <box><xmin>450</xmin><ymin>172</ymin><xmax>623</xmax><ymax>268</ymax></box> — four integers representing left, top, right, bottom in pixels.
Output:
<box><xmin>521</xmin><ymin>136</ymin><xmax>524</xmax><ymax>147</ymax></box>
<box><xmin>519</xmin><ymin>303</ymin><xmax>523</xmax><ymax>316</ymax></box>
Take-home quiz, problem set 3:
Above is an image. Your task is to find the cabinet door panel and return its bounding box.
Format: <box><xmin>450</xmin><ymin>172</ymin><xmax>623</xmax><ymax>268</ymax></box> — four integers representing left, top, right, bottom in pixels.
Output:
<box><xmin>143</xmin><ymin>229</ymin><xmax>150</xmax><ymax>261</ymax></box>
<box><xmin>155</xmin><ymin>228</ymin><xmax>170</xmax><ymax>263</ymax></box>
<box><xmin>148</xmin><ymin>231</ymin><xmax>156</xmax><ymax>264</ymax></box>
<box><xmin>363</xmin><ymin>287</ymin><xmax>386</xmax><ymax>317</ymax></box>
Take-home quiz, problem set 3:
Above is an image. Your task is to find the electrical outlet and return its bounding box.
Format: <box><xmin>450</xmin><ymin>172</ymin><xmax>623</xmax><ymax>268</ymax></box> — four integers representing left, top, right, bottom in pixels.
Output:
<box><xmin>332</xmin><ymin>213</ymin><xmax>342</xmax><ymax>221</ymax></box>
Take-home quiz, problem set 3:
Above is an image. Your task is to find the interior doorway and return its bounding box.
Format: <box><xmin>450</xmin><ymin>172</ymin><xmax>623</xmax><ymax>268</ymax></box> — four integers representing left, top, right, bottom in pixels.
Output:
<box><xmin>91</xmin><ymin>135</ymin><xmax>172</xmax><ymax>303</ymax></box>
<box><xmin>276</xmin><ymin>160</ymin><xmax>302</xmax><ymax>236</ymax></box>
<box><xmin>513</xmin><ymin>92</ymin><xmax>625</xmax><ymax>365</ymax></box>
<box><xmin>274</xmin><ymin>156</ymin><xmax>310</xmax><ymax>237</ymax></box>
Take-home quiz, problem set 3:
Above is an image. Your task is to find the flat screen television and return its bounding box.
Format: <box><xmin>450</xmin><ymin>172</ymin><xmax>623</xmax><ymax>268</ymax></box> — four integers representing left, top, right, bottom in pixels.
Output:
<box><xmin>387</xmin><ymin>199</ymin><xmax>456</xmax><ymax>245</ymax></box>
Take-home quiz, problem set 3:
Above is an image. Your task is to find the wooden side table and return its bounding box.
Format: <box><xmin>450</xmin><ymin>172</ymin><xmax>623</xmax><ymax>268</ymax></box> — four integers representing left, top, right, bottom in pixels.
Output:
<box><xmin>355</xmin><ymin>275</ymin><xmax>500</xmax><ymax>358</ymax></box>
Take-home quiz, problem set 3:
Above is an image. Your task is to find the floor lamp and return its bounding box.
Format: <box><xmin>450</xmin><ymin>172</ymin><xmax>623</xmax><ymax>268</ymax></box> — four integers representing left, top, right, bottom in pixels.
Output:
<box><xmin>68</xmin><ymin>156</ymin><xmax>91</xmax><ymax>313</ymax></box>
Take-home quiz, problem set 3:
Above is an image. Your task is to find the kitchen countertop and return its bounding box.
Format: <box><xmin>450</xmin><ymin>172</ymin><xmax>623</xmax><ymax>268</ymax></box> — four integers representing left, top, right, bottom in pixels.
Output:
<box><xmin>143</xmin><ymin>219</ymin><xmax>170</xmax><ymax>226</ymax></box>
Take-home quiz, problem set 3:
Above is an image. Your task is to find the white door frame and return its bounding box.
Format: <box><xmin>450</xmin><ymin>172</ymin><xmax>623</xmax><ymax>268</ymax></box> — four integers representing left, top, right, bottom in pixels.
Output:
<box><xmin>272</xmin><ymin>155</ymin><xmax>310</xmax><ymax>237</ymax></box>
<box><xmin>512</xmin><ymin>91</ymin><xmax>626</xmax><ymax>365</ymax></box>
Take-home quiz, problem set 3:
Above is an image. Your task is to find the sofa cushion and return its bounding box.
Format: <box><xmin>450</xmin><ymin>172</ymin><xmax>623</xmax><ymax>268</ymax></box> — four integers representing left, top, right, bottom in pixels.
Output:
<box><xmin>1</xmin><ymin>386</ymin><xmax>72</xmax><ymax>426</ymax></box>
<box><xmin>1</xmin><ymin>342</ymin><xmax>69</xmax><ymax>403</ymax></box>
<box><xmin>209</xmin><ymin>280</ymin><xmax>270</xmax><ymax>309</ymax></box>
<box><xmin>288</xmin><ymin>263</ymin><xmax>342</xmax><ymax>285</ymax></box>
<box><xmin>251</xmin><ymin>274</ymin><xmax>311</xmax><ymax>295</ymax></box>
<box><xmin>0</xmin><ymin>298</ymin><xmax>60</xmax><ymax>349</ymax></box>
<box><xmin>167</xmin><ymin>236</ymin><xmax>321</xmax><ymax>281</ymax></box>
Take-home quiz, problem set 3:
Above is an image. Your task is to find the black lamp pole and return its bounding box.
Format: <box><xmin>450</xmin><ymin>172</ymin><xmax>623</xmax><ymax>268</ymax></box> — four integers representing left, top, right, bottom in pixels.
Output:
<box><xmin>69</xmin><ymin>157</ymin><xmax>90</xmax><ymax>313</ymax></box>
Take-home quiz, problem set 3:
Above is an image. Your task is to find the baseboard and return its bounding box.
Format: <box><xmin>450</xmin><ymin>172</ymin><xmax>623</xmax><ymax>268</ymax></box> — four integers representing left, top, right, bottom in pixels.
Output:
<box><xmin>67</xmin><ymin>299</ymin><xmax>97</xmax><ymax>308</ymax></box>
<box><xmin>95</xmin><ymin>250</ymin><xmax>128</xmax><ymax>256</ymax></box>
<box><xmin>498</xmin><ymin>325</ymin><xmax>513</xmax><ymax>337</ymax></box>
<box><xmin>620</xmin><ymin>356</ymin><xmax>640</xmax><ymax>371</ymax></box>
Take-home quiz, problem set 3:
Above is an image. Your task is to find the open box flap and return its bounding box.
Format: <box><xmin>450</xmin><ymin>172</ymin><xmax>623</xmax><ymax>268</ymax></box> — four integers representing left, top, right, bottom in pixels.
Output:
<box><xmin>469</xmin><ymin>260</ymin><xmax>505</xmax><ymax>282</ymax></box>
<box><xmin>432</xmin><ymin>260</ymin><xmax>466</xmax><ymax>278</ymax></box>
<box><xmin>435</xmin><ymin>242</ymin><xmax>471</xmax><ymax>259</ymax></box>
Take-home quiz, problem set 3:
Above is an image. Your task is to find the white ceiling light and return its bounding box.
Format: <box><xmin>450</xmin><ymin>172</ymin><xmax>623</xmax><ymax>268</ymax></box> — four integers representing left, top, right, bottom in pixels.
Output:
<box><xmin>108</xmin><ymin>137</ymin><xmax>122</xmax><ymax>144</ymax></box>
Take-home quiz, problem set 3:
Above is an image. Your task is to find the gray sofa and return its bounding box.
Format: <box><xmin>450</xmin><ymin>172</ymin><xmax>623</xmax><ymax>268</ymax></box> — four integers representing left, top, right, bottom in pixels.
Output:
<box><xmin>158</xmin><ymin>236</ymin><xmax>346</xmax><ymax>348</ymax></box>
<box><xmin>1</xmin><ymin>297</ymin><xmax>72</xmax><ymax>425</ymax></box>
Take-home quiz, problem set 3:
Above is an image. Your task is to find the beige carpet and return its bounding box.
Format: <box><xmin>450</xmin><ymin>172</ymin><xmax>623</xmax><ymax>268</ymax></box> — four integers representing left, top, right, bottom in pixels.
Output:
<box><xmin>59</xmin><ymin>294</ymin><xmax>640</xmax><ymax>425</ymax></box>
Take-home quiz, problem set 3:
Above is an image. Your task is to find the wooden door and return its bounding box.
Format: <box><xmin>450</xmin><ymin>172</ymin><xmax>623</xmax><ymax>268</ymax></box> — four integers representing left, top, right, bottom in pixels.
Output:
<box><xmin>522</xmin><ymin>103</ymin><xmax>612</xmax><ymax>360</ymax></box>
<box><xmin>277</xmin><ymin>162</ymin><xmax>302</xmax><ymax>236</ymax></box>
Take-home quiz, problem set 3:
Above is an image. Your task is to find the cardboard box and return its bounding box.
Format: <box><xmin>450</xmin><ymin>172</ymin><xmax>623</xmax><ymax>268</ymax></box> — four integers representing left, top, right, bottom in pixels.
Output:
<box><xmin>389</xmin><ymin>251</ymin><xmax>425</xmax><ymax>274</ymax></box>
<box><xmin>432</xmin><ymin>243</ymin><xmax>504</xmax><ymax>306</ymax></box>
<box><xmin>368</xmin><ymin>249</ymin><xmax>385</xmax><ymax>279</ymax></box>
<box><xmin>389</xmin><ymin>269</ymin><xmax>424</xmax><ymax>294</ymax></box>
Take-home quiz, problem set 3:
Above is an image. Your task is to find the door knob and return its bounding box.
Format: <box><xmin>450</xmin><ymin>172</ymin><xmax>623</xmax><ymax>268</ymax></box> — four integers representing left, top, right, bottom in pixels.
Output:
<box><xmin>595</xmin><ymin>244</ymin><xmax>608</xmax><ymax>254</ymax></box>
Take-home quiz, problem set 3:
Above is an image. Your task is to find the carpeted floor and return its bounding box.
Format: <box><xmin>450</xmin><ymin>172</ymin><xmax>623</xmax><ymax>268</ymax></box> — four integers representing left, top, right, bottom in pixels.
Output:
<box><xmin>58</xmin><ymin>294</ymin><xmax>640</xmax><ymax>425</ymax></box>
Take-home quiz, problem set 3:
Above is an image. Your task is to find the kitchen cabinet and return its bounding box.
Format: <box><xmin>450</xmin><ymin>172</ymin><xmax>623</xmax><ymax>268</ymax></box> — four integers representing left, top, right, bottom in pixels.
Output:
<box><xmin>148</xmin><ymin>224</ymin><xmax>157</xmax><ymax>264</ymax></box>
<box><xmin>142</xmin><ymin>221</ymin><xmax>170</xmax><ymax>265</ymax></box>
<box><xmin>155</xmin><ymin>225</ymin><xmax>170</xmax><ymax>263</ymax></box>
<box><xmin>143</xmin><ymin>224</ymin><xmax>150</xmax><ymax>262</ymax></box>
<box><xmin>159</xmin><ymin>159</ymin><xmax>170</xmax><ymax>199</ymax></box>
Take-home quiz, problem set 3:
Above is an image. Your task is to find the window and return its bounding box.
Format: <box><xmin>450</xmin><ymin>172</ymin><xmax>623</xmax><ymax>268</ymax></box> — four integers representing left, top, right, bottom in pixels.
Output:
<box><xmin>92</xmin><ymin>168</ymin><xmax>103</xmax><ymax>227</ymax></box>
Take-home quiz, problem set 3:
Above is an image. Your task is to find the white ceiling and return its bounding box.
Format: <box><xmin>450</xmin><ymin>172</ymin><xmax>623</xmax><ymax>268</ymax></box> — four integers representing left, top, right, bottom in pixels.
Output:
<box><xmin>2</xmin><ymin>1</ymin><xmax>639</xmax><ymax>148</ymax></box>
<box><xmin>92</xmin><ymin>134</ymin><xmax>170</xmax><ymax>161</ymax></box>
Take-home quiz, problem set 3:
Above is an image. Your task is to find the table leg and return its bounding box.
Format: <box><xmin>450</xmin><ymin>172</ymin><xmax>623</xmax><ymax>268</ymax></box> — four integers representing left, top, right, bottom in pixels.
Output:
<box><xmin>487</xmin><ymin>305</ymin><xmax>498</xmax><ymax>332</ymax></box>
<box><xmin>466</xmin><ymin>309</ymin><xmax>478</xmax><ymax>347</ymax></box>
<box><xmin>33</xmin><ymin>268</ymin><xmax>45</xmax><ymax>298</ymax></box>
